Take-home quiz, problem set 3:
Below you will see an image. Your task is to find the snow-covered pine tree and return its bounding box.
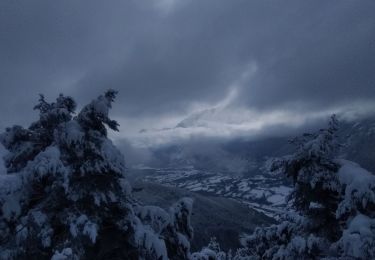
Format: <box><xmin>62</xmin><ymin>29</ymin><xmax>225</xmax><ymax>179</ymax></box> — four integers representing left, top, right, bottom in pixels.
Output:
<box><xmin>237</xmin><ymin>115</ymin><xmax>375</xmax><ymax>259</ymax></box>
<box><xmin>1</xmin><ymin>94</ymin><xmax>76</xmax><ymax>173</ymax></box>
<box><xmin>273</xmin><ymin>115</ymin><xmax>342</xmax><ymax>242</ymax></box>
<box><xmin>0</xmin><ymin>91</ymin><xmax>194</xmax><ymax>260</ymax></box>
<box><xmin>191</xmin><ymin>237</ymin><xmax>227</xmax><ymax>260</ymax></box>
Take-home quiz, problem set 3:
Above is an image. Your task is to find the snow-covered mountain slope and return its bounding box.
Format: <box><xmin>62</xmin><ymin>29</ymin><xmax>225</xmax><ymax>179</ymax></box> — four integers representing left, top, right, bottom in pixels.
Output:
<box><xmin>145</xmin><ymin>136</ymin><xmax>292</xmax><ymax>177</ymax></box>
<box><xmin>340</xmin><ymin>116</ymin><xmax>375</xmax><ymax>172</ymax></box>
<box><xmin>141</xmin><ymin>115</ymin><xmax>375</xmax><ymax>175</ymax></box>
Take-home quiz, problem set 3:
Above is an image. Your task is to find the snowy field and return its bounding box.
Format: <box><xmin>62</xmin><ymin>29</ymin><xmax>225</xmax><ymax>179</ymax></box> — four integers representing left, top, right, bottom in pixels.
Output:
<box><xmin>132</xmin><ymin>166</ymin><xmax>292</xmax><ymax>218</ymax></box>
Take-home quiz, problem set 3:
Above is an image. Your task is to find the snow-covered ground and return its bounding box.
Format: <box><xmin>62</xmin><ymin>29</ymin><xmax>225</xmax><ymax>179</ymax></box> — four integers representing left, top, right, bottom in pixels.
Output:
<box><xmin>133</xmin><ymin>166</ymin><xmax>292</xmax><ymax>218</ymax></box>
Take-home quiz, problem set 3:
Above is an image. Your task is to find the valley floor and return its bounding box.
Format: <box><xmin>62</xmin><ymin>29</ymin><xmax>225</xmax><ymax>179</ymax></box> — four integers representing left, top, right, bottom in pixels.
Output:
<box><xmin>130</xmin><ymin>166</ymin><xmax>292</xmax><ymax>218</ymax></box>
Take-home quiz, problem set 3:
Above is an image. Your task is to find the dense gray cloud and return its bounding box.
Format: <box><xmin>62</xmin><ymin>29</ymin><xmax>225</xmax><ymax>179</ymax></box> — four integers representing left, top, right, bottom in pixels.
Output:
<box><xmin>0</xmin><ymin>0</ymin><xmax>374</xmax><ymax>138</ymax></box>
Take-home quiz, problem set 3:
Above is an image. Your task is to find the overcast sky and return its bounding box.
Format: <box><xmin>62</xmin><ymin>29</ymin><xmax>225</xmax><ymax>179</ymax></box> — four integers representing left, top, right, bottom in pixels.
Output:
<box><xmin>1</xmin><ymin>0</ymin><xmax>375</xmax><ymax>146</ymax></box>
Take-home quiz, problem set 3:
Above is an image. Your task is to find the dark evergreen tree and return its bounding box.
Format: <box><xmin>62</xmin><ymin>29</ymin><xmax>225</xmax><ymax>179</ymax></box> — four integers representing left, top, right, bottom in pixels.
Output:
<box><xmin>236</xmin><ymin>115</ymin><xmax>375</xmax><ymax>259</ymax></box>
<box><xmin>273</xmin><ymin>115</ymin><xmax>341</xmax><ymax>241</ymax></box>
<box><xmin>1</xmin><ymin>94</ymin><xmax>75</xmax><ymax>173</ymax></box>
<box><xmin>0</xmin><ymin>91</ymin><xmax>194</xmax><ymax>260</ymax></box>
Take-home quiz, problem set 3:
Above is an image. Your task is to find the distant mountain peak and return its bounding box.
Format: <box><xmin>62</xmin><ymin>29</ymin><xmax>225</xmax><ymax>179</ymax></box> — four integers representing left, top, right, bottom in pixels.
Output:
<box><xmin>176</xmin><ymin>108</ymin><xmax>218</xmax><ymax>128</ymax></box>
